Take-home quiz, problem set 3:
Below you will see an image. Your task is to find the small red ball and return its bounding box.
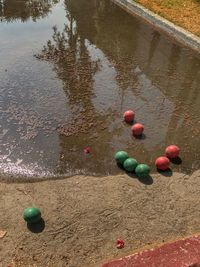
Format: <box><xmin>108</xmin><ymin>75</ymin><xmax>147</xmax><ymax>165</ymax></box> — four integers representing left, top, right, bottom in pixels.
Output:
<box><xmin>155</xmin><ymin>156</ymin><xmax>170</xmax><ymax>170</ymax></box>
<box><xmin>165</xmin><ymin>145</ymin><xmax>180</xmax><ymax>158</ymax></box>
<box><xmin>123</xmin><ymin>110</ymin><xmax>135</xmax><ymax>122</ymax></box>
<box><xmin>131</xmin><ymin>123</ymin><xmax>144</xmax><ymax>136</ymax></box>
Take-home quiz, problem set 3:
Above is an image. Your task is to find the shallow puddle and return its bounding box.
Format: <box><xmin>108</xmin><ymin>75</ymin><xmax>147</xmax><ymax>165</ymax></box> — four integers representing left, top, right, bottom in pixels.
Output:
<box><xmin>0</xmin><ymin>0</ymin><xmax>200</xmax><ymax>179</ymax></box>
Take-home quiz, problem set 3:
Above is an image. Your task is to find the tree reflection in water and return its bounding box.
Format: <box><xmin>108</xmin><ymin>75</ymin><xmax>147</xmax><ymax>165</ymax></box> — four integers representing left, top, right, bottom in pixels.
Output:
<box><xmin>37</xmin><ymin>23</ymin><xmax>102</xmax><ymax>135</ymax></box>
<box><xmin>36</xmin><ymin>8</ymin><xmax>113</xmax><ymax>173</ymax></box>
<box><xmin>0</xmin><ymin>0</ymin><xmax>58</xmax><ymax>22</ymax></box>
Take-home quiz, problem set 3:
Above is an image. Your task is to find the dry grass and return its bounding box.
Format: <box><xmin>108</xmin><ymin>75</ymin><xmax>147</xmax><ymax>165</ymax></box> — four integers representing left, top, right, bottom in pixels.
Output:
<box><xmin>136</xmin><ymin>0</ymin><xmax>200</xmax><ymax>36</ymax></box>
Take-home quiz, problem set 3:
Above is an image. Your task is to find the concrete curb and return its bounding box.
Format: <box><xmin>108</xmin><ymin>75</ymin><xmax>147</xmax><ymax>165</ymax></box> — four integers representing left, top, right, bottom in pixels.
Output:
<box><xmin>112</xmin><ymin>0</ymin><xmax>200</xmax><ymax>53</ymax></box>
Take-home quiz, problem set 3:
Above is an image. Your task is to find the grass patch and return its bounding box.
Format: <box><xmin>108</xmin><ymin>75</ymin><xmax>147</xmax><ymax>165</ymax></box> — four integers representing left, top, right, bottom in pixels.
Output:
<box><xmin>161</xmin><ymin>0</ymin><xmax>186</xmax><ymax>8</ymax></box>
<box><xmin>134</xmin><ymin>0</ymin><xmax>200</xmax><ymax>36</ymax></box>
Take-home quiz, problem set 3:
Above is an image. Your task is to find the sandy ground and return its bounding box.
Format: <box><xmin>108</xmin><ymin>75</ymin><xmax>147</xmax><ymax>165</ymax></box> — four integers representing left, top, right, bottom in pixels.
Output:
<box><xmin>1</xmin><ymin>170</ymin><xmax>200</xmax><ymax>267</ymax></box>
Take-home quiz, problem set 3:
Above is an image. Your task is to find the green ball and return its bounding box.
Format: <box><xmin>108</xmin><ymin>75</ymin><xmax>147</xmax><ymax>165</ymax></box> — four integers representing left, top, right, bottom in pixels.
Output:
<box><xmin>114</xmin><ymin>151</ymin><xmax>129</xmax><ymax>165</ymax></box>
<box><xmin>23</xmin><ymin>207</ymin><xmax>41</xmax><ymax>224</ymax></box>
<box><xmin>135</xmin><ymin>164</ymin><xmax>150</xmax><ymax>178</ymax></box>
<box><xmin>123</xmin><ymin>158</ymin><xmax>138</xmax><ymax>172</ymax></box>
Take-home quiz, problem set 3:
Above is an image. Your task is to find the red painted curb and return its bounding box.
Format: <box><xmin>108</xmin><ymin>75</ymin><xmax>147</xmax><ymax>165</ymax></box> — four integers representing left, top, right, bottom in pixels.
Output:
<box><xmin>102</xmin><ymin>235</ymin><xmax>200</xmax><ymax>267</ymax></box>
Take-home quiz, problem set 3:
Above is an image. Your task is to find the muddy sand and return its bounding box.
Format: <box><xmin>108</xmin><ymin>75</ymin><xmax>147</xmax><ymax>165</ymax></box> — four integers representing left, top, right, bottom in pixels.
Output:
<box><xmin>1</xmin><ymin>170</ymin><xmax>200</xmax><ymax>267</ymax></box>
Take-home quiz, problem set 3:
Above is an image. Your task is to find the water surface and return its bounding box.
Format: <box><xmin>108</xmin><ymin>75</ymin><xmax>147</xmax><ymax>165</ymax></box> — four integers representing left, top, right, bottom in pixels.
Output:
<box><xmin>0</xmin><ymin>0</ymin><xmax>200</xmax><ymax>179</ymax></box>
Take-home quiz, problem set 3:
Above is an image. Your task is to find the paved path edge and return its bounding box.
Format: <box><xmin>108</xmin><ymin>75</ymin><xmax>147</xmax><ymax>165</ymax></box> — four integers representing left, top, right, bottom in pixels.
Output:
<box><xmin>102</xmin><ymin>234</ymin><xmax>200</xmax><ymax>267</ymax></box>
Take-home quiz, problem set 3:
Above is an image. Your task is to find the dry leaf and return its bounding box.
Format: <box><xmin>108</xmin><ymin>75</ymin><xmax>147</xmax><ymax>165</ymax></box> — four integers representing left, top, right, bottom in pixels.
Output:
<box><xmin>0</xmin><ymin>230</ymin><xmax>7</xmax><ymax>239</ymax></box>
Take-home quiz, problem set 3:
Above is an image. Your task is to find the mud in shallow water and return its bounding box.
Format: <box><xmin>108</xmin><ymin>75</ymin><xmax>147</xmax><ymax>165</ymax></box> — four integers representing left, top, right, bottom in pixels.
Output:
<box><xmin>0</xmin><ymin>0</ymin><xmax>200</xmax><ymax>179</ymax></box>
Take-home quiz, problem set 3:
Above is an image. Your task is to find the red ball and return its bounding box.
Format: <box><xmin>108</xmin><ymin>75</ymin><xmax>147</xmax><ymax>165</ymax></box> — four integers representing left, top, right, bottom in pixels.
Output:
<box><xmin>131</xmin><ymin>123</ymin><xmax>144</xmax><ymax>136</ymax></box>
<box><xmin>165</xmin><ymin>145</ymin><xmax>180</xmax><ymax>158</ymax></box>
<box><xmin>155</xmin><ymin>156</ymin><xmax>170</xmax><ymax>170</ymax></box>
<box><xmin>123</xmin><ymin>110</ymin><xmax>135</xmax><ymax>122</ymax></box>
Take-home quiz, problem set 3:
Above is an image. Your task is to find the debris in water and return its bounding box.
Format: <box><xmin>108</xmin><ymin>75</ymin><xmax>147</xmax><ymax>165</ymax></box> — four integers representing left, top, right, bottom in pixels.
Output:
<box><xmin>84</xmin><ymin>147</ymin><xmax>91</xmax><ymax>154</ymax></box>
<box><xmin>16</xmin><ymin>159</ymin><xmax>23</xmax><ymax>165</ymax></box>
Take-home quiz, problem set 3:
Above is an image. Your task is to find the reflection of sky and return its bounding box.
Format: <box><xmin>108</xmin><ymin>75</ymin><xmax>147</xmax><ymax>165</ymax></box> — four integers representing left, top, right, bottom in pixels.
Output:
<box><xmin>0</xmin><ymin>1</ymin><xmax>72</xmax><ymax>176</ymax></box>
<box><xmin>0</xmin><ymin>1</ymin><xmax>66</xmax><ymax>63</ymax></box>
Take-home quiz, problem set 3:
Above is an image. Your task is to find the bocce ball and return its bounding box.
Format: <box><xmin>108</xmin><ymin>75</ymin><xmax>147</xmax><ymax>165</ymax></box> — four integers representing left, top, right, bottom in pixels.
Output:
<box><xmin>155</xmin><ymin>156</ymin><xmax>170</xmax><ymax>170</ymax></box>
<box><xmin>114</xmin><ymin>151</ymin><xmax>129</xmax><ymax>165</ymax></box>
<box><xmin>135</xmin><ymin>164</ymin><xmax>150</xmax><ymax>178</ymax></box>
<box><xmin>165</xmin><ymin>145</ymin><xmax>180</xmax><ymax>158</ymax></box>
<box><xmin>123</xmin><ymin>158</ymin><xmax>138</xmax><ymax>172</ymax></box>
<box><xmin>123</xmin><ymin>110</ymin><xmax>135</xmax><ymax>123</ymax></box>
<box><xmin>23</xmin><ymin>207</ymin><xmax>41</xmax><ymax>224</ymax></box>
<box><xmin>131</xmin><ymin>123</ymin><xmax>144</xmax><ymax>136</ymax></box>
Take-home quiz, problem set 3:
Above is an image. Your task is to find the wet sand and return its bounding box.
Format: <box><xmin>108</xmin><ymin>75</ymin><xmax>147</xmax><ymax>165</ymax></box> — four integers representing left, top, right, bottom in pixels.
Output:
<box><xmin>1</xmin><ymin>170</ymin><xmax>200</xmax><ymax>266</ymax></box>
